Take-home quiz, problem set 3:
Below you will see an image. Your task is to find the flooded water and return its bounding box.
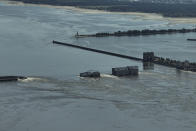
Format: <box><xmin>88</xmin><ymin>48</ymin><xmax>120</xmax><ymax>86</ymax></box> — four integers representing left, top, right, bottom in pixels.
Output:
<box><xmin>0</xmin><ymin>1</ymin><xmax>196</xmax><ymax>131</ymax></box>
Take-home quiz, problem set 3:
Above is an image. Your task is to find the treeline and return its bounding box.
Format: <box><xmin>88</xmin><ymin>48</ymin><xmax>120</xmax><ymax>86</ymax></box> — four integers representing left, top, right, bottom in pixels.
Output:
<box><xmin>99</xmin><ymin>2</ymin><xmax>196</xmax><ymax>17</ymax></box>
<box><xmin>10</xmin><ymin>0</ymin><xmax>196</xmax><ymax>17</ymax></box>
<box><xmin>11</xmin><ymin>0</ymin><xmax>122</xmax><ymax>6</ymax></box>
<box><xmin>76</xmin><ymin>28</ymin><xmax>196</xmax><ymax>38</ymax></box>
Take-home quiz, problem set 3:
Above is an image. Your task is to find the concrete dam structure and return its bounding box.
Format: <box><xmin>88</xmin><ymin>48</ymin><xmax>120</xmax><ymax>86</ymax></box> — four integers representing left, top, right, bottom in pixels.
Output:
<box><xmin>53</xmin><ymin>40</ymin><xmax>142</xmax><ymax>61</ymax></box>
<box><xmin>80</xmin><ymin>66</ymin><xmax>139</xmax><ymax>77</ymax></box>
<box><xmin>112</xmin><ymin>66</ymin><xmax>139</xmax><ymax>76</ymax></box>
<box><xmin>143</xmin><ymin>52</ymin><xmax>196</xmax><ymax>72</ymax></box>
<box><xmin>53</xmin><ymin>40</ymin><xmax>196</xmax><ymax>72</ymax></box>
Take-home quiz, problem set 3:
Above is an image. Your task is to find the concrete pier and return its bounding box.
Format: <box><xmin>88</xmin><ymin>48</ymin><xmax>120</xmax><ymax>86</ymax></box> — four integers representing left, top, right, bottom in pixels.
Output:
<box><xmin>53</xmin><ymin>40</ymin><xmax>142</xmax><ymax>61</ymax></box>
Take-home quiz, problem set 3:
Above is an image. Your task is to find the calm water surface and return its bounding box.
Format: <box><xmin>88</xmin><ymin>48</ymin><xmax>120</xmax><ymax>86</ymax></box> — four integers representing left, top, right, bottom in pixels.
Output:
<box><xmin>0</xmin><ymin>1</ymin><xmax>196</xmax><ymax>131</ymax></box>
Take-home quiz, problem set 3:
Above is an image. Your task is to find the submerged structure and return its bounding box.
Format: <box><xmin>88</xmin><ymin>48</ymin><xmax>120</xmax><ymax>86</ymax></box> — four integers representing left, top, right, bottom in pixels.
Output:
<box><xmin>187</xmin><ymin>38</ymin><xmax>196</xmax><ymax>41</ymax></box>
<box><xmin>0</xmin><ymin>76</ymin><xmax>27</xmax><ymax>82</ymax></box>
<box><xmin>80</xmin><ymin>71</ymin><xmax>100</xmax><ymax>78</ymax></box>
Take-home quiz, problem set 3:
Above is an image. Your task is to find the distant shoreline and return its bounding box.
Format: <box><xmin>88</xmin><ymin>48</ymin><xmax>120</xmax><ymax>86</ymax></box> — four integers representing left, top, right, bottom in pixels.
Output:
<box><xmin>1</xmin><ymin>0</ymin><xmax>196</xmax><ymax>24</ymax></box>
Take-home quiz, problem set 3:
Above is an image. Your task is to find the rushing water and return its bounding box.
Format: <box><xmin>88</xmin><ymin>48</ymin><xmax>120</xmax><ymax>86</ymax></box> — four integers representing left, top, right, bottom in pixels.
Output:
<box><xmin>1</xmin><ymin>1</ymin><xmax>196</xmax><ymax>131</ymax></box>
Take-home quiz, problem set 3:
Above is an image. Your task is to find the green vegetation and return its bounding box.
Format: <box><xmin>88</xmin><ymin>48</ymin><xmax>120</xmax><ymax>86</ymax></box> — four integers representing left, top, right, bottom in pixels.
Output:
<box><xmin>10</xmin><ymin>0</ymin><xmax>196</xmax><ymax>17</ymax></box>
<box><xmin>75</xmin><ymin>28</ymin><xmax>196</xmax><ymax>38</ymax></box>
<box><xmin>11</xmin><ymin>0</ymin><xmax>121</xmax><ymax>6</ymax></box>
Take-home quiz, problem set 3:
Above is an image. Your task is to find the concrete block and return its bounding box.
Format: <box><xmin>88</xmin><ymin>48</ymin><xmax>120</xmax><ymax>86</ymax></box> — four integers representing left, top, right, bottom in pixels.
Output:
<box><xmin>80</xmin><ymin>71</ymin><xmax>100</xmax><ymax>78</ymax></box>
<box><xmin>112</xmin><ymin>66</ymin><xmax>139</xmax><ymax>76</ymax></box>
<box><xmin>143</xmin><ymin>52</ymin><xmax>154</xmax><ymax>62</ymax></box>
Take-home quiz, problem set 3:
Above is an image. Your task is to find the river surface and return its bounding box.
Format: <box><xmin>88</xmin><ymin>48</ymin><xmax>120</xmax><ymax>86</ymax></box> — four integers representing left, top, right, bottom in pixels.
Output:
<box><xmin>0</xmin><ymin>1</ymin><xmax>196</xmax><ymax>131</ymax></box>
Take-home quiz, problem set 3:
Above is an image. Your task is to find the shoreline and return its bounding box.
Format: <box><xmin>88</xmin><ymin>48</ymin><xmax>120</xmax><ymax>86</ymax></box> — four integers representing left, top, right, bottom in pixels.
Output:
<box><xmin>1</xmin><ymin>0</ymin><xmax>196</xmax><ymax>24</ymax></box>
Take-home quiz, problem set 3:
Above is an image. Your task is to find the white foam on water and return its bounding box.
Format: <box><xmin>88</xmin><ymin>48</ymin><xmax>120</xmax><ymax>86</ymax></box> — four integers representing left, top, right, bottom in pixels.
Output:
<box><xmin>180</xmin><ymin>70</ymin><xmax>196</xmax><ymax>74</ymax></box>
<box><xmin>100</xmin><ymin>74</ymin><xmax>119</xmax><ymax>79</ymax></box>
<box><xmin>78</xmin><ymin>74</ymin><xmax>119</xmax><ymax>79</ymax></box>
<box><xmin>18</xmin><ymin>77</ymin><xmax>48</xmax><ymax>82</ymax></box>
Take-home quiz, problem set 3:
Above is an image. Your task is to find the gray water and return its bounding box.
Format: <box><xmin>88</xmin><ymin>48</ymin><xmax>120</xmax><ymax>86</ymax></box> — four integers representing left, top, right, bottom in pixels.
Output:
<box><xmin>0</xmin><ymin>1</ymin><xmax>196</xmax><ymax>131</ymax></box>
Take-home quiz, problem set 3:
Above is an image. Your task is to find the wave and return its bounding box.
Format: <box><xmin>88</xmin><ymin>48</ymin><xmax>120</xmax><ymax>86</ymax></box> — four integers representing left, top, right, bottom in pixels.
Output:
<box><xmin>100</xmin><ymin>74</ymin><xmax>119</xmax><ymax>79</ymax></box>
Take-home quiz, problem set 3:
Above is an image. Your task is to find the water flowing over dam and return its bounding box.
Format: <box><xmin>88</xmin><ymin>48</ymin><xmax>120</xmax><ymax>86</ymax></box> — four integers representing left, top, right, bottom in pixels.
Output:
<box><xmin>1</xmin><ymin>1</ymin><xmax>196</xmax><ymax>131</ymax></box>
<box><xmin>53</xmin><ymin>41</ymin><xmax>196</xmax><ymax>72</ymax></box>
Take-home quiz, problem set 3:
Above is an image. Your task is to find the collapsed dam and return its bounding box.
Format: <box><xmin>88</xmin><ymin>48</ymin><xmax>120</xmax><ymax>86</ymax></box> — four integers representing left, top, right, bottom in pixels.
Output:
<box><xmin>143</xmin><ymin>52</ymin><xmax>196</xmax><ymax>72</ymax></box>
<box><xmin>53</xmin><ymin>40</ymin><xmax>196</xmax><ymax>72</ymax></box>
